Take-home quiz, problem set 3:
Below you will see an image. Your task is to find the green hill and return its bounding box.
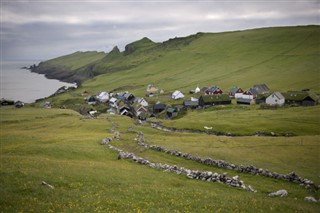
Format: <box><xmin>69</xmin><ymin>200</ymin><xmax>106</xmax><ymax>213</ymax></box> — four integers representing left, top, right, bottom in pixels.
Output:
<box><xmin>31</xmin><ymin>51</ymin><xmax>106</xmax><ymax>83</ymax></box>
<box><xmin>33</xmin><ymin>25</ymin><xmax>320</xmax><ymax>93</ymax></box>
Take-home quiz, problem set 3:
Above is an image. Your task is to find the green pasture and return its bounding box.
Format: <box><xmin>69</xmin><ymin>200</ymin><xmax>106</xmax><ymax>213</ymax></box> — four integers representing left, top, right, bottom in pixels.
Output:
<box><xmin>0</xmin><ymin>107</ymin><xmax>319</xmax><ymax>212</ymax></box>
<box><xmin>159</xmin><ymin>105</ymin><xmax>320</xmax><ymax>136</ymax></box>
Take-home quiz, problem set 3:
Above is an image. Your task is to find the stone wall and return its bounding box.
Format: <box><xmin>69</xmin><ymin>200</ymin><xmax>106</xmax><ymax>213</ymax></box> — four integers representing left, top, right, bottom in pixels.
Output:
<box><xmin>127</xmin><ymin>127</ymin><xmax>316</xmax><ymax>189</ymax></box>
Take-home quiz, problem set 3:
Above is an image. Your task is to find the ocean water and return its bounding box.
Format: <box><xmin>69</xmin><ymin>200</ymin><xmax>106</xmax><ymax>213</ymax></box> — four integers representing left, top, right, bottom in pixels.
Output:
<box><xmin>1</xmin><ymin>61</ymin><xmax>76</xmax><ymax>103</ymax></box>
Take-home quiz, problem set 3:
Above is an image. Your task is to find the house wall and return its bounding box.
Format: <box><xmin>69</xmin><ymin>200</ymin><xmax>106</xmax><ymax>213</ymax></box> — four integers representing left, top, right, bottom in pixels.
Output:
<box><xmin>242</xmin><ymin>94</ymin><xmax>254</xmax><ymax>99</ymax></box>
<box><xmin>266</xmin><ymin>96</ymin><xmax>285</xmax><ymax>106</ymax></box>
<box><xmin>234</xmin><ymin>93</ymin><xmax>243</xmax><ymax>99</ymax></box>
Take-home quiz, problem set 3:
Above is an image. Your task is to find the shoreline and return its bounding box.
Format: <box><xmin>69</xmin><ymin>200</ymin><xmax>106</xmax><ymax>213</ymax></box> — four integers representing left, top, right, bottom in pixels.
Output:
<box><xmin>1</xmin><ymin>61</ymin><xmax>77</xmax><ymax>103</ymax></box>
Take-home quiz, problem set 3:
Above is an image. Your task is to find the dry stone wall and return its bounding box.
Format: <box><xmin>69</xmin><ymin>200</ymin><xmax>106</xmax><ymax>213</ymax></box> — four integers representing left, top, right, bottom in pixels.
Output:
<box><xmin>127</xmin><ymin>127</ymin><xmax>316</xmax><ymax>189</ymax></box>
<box><xmin>101</xmin><ymin>118</ymin><xmax>256</xmax><ymax>192</ymax></box>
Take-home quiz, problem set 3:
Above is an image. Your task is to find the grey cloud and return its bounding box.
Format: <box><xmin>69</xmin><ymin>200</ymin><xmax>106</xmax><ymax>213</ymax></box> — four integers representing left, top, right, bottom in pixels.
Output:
<box><xmin>1</xmin><ymin>0</ymin><xmax>319</xmax><ymax>60</ymax></box>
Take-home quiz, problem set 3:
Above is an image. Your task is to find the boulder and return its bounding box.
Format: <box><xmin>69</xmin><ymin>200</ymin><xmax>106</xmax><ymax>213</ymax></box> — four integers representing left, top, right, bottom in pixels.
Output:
<box><xmin>304</xmin><ymin>196</ymin><xmax>317</xmax><ymax>202</ymax></box>
<box><xmin>268</xmin><ymin>189</ymin><xmax>288</xmax><ymax>197</ymax></box>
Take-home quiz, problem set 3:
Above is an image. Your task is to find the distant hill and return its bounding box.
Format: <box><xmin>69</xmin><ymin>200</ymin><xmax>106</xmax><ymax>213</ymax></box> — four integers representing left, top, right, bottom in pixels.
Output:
<box><xmin>32</xmin><ymin>25</ymin><xmax>320</xmax><ymax>93</ymax></box>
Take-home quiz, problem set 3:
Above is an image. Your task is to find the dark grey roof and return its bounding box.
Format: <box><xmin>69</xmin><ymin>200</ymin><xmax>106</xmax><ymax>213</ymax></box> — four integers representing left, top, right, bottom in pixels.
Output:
<box><xmin>247</xmin><ymin>88</ymin><xmax>259</xmax><ymax>96</ymax></box>
<box><xmin>229</xmin><ymin>86</ymin><xmax>242</xmax><ymax>95</ymax></box>
<box><xmin>253</xmin><ymin>84</ymin><xmax>270</xmax><ymax>94</ymax></box>
<box><xmin>183</xmin><ymin>101</ymin><xmax>199</xmax><ymax>106</ymax></box>
<box><xmin>153</xmin><ymin>103</ymin><xmax>166</xmax><ymax>110</ymax></box>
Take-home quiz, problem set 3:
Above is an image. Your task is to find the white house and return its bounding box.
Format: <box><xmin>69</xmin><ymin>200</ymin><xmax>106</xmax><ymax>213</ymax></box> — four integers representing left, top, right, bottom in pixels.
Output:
<box><xmin>137</xmin><ymin>97</ymin><xmax>149</xmax><ymax>107</ymax></box>
<box><xmin>266</xmin><ymin>92</ymin><xmax>285</xmax><ymax>106</ymax></box>
<box><xmin>96</xmin><ymin>91</ymin><xmax>109</xmax><ymax>103</ymax></box>
<box><xmin>195</xmin><ymin>86</ymin><xmax>200</xmax><ymax>93</ymax></box>
<box><xmin>172</xmin><ymin>90</ymin><xmax>185</xmax><ymax>100</ymax></box>
<box><xmin>109</xmin><ymin>97</ymin><xmax>119</xmax><ymax>108</ymax></box>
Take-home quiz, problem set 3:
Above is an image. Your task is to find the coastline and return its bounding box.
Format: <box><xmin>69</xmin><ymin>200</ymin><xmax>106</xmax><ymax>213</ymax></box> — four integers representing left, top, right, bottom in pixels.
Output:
<box><xmin>1</xmin><ymin>61</ymin><xmax>77</xmax><ymax>103</ymax></box>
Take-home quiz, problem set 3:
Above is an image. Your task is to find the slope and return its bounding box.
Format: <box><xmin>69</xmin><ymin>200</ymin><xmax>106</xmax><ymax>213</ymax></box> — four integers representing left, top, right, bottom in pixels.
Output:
<box><xmin>81</xmin><ymin>25</ymin><xmax>319</xmax><ymax>97</ymax></box>
<box><xmin>31</xmin><ymin>51</ymin><xmax>106</xmax><ymax>83</ymax></box>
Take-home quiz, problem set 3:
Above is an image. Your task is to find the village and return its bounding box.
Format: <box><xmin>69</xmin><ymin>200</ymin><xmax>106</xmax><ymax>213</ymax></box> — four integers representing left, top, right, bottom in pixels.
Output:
<box><xmin>69</xmin><ymin>83</ymin><xmax>319</xmax><ymax>120</ymax></box>
<box><xmin>2</xmin><ymin>83</ymin><xmax>318</xmax><ymax>121</ymax></box>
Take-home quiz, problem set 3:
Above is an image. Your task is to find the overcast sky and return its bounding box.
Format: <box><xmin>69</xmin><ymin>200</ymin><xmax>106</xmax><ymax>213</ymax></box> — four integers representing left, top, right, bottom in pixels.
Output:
<box><xmin>1</xmin><ymin>0</ymin><xmax>319</xmax><ymax>61</ymax></box>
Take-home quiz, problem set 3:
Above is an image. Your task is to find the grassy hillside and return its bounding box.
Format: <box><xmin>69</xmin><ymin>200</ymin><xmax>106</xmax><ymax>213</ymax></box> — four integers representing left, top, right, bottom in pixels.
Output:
<box><xmin>78</xmin><ymin>25</ymin><xmax>320</xmax><ymax>97</ymax></box>
<box><xmin>32</xmin><ymin>51</ymin><xmax>106</xmax><ymax>83</ymax></box>
<box><xmin>1</xmin><ymin>107</ymin><xmax>319</xmax><ymax>212</ymax></box>
<box><xmin>33</xmin><ymin>26</ymin><xmax>319</xmax><ymax>94</ymax></box>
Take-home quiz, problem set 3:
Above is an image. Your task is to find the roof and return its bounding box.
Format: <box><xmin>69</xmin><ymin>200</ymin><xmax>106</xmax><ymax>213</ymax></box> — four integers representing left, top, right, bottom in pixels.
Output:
<box><xmin>245</xmin><ymin>88</ymin><xmax>260</xmax><ymax>96</ymax></box>
<box><xmin>124</xmin><ymin>93</ymin><xmax>134</xmax><ymax>100</ymax></box>
<box><xmin>253</xmin><ymin>84</ymin><xmax>270</xmax><ymax>94</ymax></box>
<box><xmin>167</xmin><ymin>108</ymin><xmax>177</xmax><ymax>113</ymax></box>
<box><xmin>229</xmin><ymin>86</ymin><xmax>242</xmax><ymax>94</ymax></box>
<box><xmin>109</xmin><ymin>97</ymin><xmax>118</xmax><ymax>103</ymax></box>
<box><xmin>153</xmin><ymin>103</ymin><xmax>166</xmax><ymax>110</ymax></box>
<box><xmin>200</xmin><ymin>87</ymin><xmax>208</xmax><ymax>92</ymax></box>
<box><xmin>184</xmin><ymin>100</ymin><xmax>199</xmax><ymax>106</ymax></box>
<box><xmin>269</xmin><ymin>92</ymin><xmax>285</xmax><ymax>100</ymax></box>
<box><xmin>206</xmin><ymin>86</ymin><xmax>221</xmax><ymax>93</ymax></box>
<box><xmin>201</xmin><ymin>94</ymin><xmax>231</xmax><ymax>103</ymax></box>
<box><xmin>283</xmin><ymin>91</ymin><xmax>318</xmax><ymax>101</ymax></box>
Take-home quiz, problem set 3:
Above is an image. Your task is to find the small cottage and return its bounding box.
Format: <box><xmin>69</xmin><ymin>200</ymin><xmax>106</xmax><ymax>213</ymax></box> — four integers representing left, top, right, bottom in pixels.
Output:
<box><xmin>123</xmin><ymin>93</ymin><xmax>135</xmax><ymax>104</ymax></box>
<box><xmin>199</xmin><ymin>94</ymin><xmax>231</xmax><ymax>107</ymax></box>
<box><xmin>14</xmin><ymin>101</ymin><xmax>24</xmax><ymax>108</ymax></box>
<box><xmin>136</xmin><ymin>97</ymin><xmax>149</xmax><ymax>107</ymax></box>
<box><xmin>87</xmin><ymin>96</ymin><xmax>97</xmax><ymax>105</ymax></box>
<box><xmin>107</xmin><ymin>108</ymin><xmax>116</xmax><ymax>115</ymax></box>
<box><xmin>133</xmin><ymin>103</ymin><xmax>149</xmax><ymax>117</ymax></box>
<box><xmin>82</xmin><ymin>90</ymin><xmax>89</xmax><ymax>97</ymax></box>
<box><xmin>266</xmin><ymin>92</ymin><xmax>285</xmax><ymax>106</ymax></box>
<box><xmin>119</xmin><ymin>105</ymin><xmax>133</xmax><ymax>117</ymax></box>
<box><xmin>146</xmin><ymin>84</ymin><xmax>163</xmax><ymax>97</ymax></box>
<box><xmin>229</xmin><ymin>87</ymin><xmax>244</xmax><ymax>98</ymax></box>
<box><xmin>167</xmin><ymin>108</ymin><xmax>178</xmax><ymax>119</ymax></box>
<box><xmin>236</xmin><ymin>98</ymin><xmax>254</xmax><ymax>105</ymax></box>
<box><xmin>283</xmin><ymin>91</ymin><xmax>317</xmax><ymax>106</ymax></box>
<box><xmin>204</xmin><ymin>86</ymin><xmax>223</xmax><ymax>95</ymax></box>
<box><xmin>0</xmin><ymin>99</ymin><xmax>14</xmax><ymax>106</ymax></box>
<box><xmin>242</xmin><ymin>88</ymin><xmax>259</xmax><ymax>100</ymax></box>
<box><xmin>183</xmin><ymin>100</ymin><xmax>199</xmax><ymax>109</ymax></box>
<box><xmin>153</xmin><ymin>103</ymin><xmax>166</xmax><ymax>113</ymax></box>
<box><xmin>109</xmin><ymin>97</ymin><xmax>119</xmax><ymax>108</ymax></box>
<box><xmin>96</xmin><ymin>91</ymin><xmax>109</xmax><ymax>103</ymax></box>
<box><xmin>172</xmin><ymin>90</ymin><xmax>185</xmax><ymax>100</ymax></box>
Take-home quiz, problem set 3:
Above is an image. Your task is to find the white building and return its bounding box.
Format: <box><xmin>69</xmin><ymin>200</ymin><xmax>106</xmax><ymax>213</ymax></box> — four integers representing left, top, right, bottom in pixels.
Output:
<box><xmin>266</xmin><ymin>92</ymin><xmax>285</xmax><ymax>106</ymax></box>
<box><xmin>96</xmin><ymin>92</ymin><xmax>109</xmax><ymax>103</ymax></box>
<box><xmin>172</xmin><ymin>90</ymin><xmax>185</xmax><ymax>100</ymax></box>
<box><xmin>137</xmin><ymin>98</ymin><xmax>149</xmax><ymax>107</ymax></box>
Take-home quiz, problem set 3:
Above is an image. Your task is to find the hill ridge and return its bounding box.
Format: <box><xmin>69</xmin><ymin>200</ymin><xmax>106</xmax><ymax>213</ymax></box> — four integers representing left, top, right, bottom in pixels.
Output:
<box><xmin>30</xmin><ymin>25</ymin><xmax>320</xmax><ymax>93</ymax></box>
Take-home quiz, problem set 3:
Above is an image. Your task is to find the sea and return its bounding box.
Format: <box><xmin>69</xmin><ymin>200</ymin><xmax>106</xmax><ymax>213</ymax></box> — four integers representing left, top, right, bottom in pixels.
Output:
<box><xmin>1</xmin><ymin>61</ymin><xmax>76</xmax><ymax>103</ymax></box>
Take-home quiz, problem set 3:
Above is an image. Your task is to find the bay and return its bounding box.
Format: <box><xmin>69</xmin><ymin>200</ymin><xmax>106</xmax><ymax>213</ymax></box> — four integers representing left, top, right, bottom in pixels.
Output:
<box><xmin>1</xmin><ymin>61</ymin><xmax>76</xmax><ymax>103</ymax></box>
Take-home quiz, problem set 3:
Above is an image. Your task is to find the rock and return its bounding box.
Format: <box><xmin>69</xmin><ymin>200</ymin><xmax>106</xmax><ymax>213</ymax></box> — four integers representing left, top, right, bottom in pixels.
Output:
<box><xmin>304</xmin><ymin>196</ymin><xmax>317</xmax><ymax>202</ymax></box>
<box><xmin>246</xmin><ymin>185</ymin><xmax>257</xmax><ymax>193</ymax></box>
<box><xmin>41</xmin><ymin>181</ymin><xmax>54</xmax><ymax>189</ymax></box>
<box><xmin>268</xmin><ymin>189</ymin><xmax>288</xmax><ymax>197</ymax></box>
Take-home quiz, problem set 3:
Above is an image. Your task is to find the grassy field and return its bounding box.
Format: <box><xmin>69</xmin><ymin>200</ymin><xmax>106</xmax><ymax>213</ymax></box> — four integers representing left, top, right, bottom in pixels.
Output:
<box><xmin>1</xmin><ymin>107</ymin><xmax>319</xmax><ymax>212</ymax></box>
<box><xmin>159</xmin><ymin>105</ymin><xmax>320</xmax><ymax>136</ymax></box>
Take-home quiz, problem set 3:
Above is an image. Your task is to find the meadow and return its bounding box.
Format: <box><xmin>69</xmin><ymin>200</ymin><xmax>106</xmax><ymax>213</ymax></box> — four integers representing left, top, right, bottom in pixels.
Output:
<box><xmin>1</xmin><ymin>106</ymin><xmax>319</xmax><ymax>212</ymax></box>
